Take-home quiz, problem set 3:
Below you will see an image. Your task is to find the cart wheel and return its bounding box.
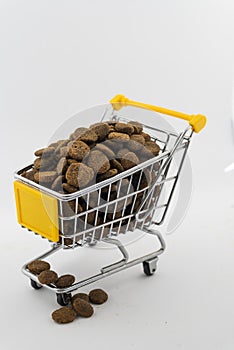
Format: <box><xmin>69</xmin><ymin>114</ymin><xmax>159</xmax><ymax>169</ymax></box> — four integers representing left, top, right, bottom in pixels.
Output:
<box><xmin>143</xmin><ymin>258</ymin><xmax>158</xmax><ymax>276</ymax></box>
<box><xmin>30</xmin><ymin>279</ymin><xmax>42</xmax><ymax>290</ymax></box>
<box><xmin>56</xmin><ymin>293</ymin><xmax>72</xmax><ymax>306</ymax></box>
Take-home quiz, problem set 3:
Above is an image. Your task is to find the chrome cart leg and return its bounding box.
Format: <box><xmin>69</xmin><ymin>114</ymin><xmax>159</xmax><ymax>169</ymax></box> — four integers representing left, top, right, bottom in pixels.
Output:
<box><xmin>141</xmin><ymin>227</ymin><xmax>166</xmax><ymax>276</ymax></box>
<box><xmin>101</xmin><ymin>237</ymin><xmax>129</xmax><ymax>273</ymax></box>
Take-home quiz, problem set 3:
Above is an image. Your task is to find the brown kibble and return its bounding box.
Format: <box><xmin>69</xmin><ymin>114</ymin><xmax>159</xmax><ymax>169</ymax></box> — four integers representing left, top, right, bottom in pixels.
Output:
<box><xmin>59</xmin><ymin>146</ymin><xmax>69</xmax><ymax>158</ymax></box>
<box><xmin>66</xmin><ymin>163</ymin><xmax>94</xmax><ymax>188</ymax></box>
<box><xmin>69</xmin><ymin>127</ymin><xmax>89</xmax><ymax>140</ymax></box>
<box><xmin>116</xmin><ymin>148</ymin><xmax>129</xmax><ymax>158</ymax></box>
<box><xmin>55</xmin><ymin>274</ymin><xmax>75</xmax><ymax>288</ymax></box>
<box><xmin>33</xmin><ymin>158</ymin><xmax>41</xmax><ymax>170</ymax></box>
<box><xmin>72</xmin><ymin>298</ymin><xmax>94</xmax><ymax>317</ymax></box>
<box><xmin>56</xmin><ymin>157</ymin><xmax>67</xmax><ymax>175</ymax></box>
<box><xmin>51</xmin><ymin>175</ymin><xmax>64</xmax><ymax>191</ymax></box>
<box><xmin>22</xmin><ymin>170</ymin><xmax>35</xmax><ymax>181</ymax></box>
<box><xmin>78</xmin><ymin>129</ymin><xmax>98</xmax><ymax>143</ymax></box>
<box><xmin>62</xmin><ymin>183</ymin><xmax>78</xmax><ymax>193</ymax></box>
<box><xmin>34</xmin><ymin>147</ymin><xmax>55</xmax><ymax>157</ymax></box>
<box><xmin>67</xmin><ymin>159</ymin><xmax>78</xmax><ymax>165</ymax></box>
<box><xmin>63</xmin><ymin>238</ymin><xmax>73</xmax><ymax>246</ymax></box>
<box><xmin>128</xmin><ymin>121</ymin><xmax>143</xmax><ymax>134</ymax></box>
<box><xmin>128</xmin><ymin>134</ymin><xmax>146</xmax><ymax>152</ymax></box>
<box><xmin>27</xmin><ymin>260</ymin><xmax>50</xmax><ymax>274</ymax></box>
<box><xmin>121</xmin><ymin>152</ymin><xmax>139</xmax><ymax>170</ymax></box>
<box><xmin>90</xmin><ymin>122</ymin><xmax>110</xmax><ymax>140</ymax></box>
<box><xmin>144</xmin><ymin>141</ymin><xmax>160</xmax><ymax>156</ymax></box>
<box><xmin>68</xmin><ymin>140</ymin><xmax>90</xmax><ymax>161</ymax></box>
<box><xmin>72</xmin><ymin>293</ymin><xmax>89</xmax><ymax>304</ymax></box>
<box><xmin>52</xmin><ymin>307</ymin><xmax>77</xmax><ymax>324</ymax></box>
<box><xmin>38</xmin><ymin>270</ymin><xmax>58</xmax><ymax>284</ymax></box>
<box><xmin>141</xmin><ymin>131</ymin><xmax>151</xmax><ymax>141</ymax></box>
<box><xmin>86</xmin><ymin>150</ymin><xmax>110</xmax><ymax>174</ymax></box>
<box><xmin>97</xmin><ymin>168</ymin><xmax>118</xmax><ymax>182</ymax></box>
<box><xmin>95</xmin><ymin>143</ymin><xmax>115</xmax><ymax>158</ymax></box>
<box><xmin>89</xmin><ymin>289</ymin><xmax>108</xmax><ymax>304</ymax></box>
<box><xmin>34</xmin><ymin>171</ymin><xmax>57</xmax><ymax>183</ymax></box>
<box><xmin>115</xmin><ymin>122</ymin><xmax>134</xmax><ymax>135</ymax></box>
<box><xmin>110</xmin><ymin>159</ymin><xmax>124</xmax><ymax>172</ymax></box>
<box><xmin>108</xmin><ymin>132</ymin><xmax>130</xmax><ymax>141</ymax></box>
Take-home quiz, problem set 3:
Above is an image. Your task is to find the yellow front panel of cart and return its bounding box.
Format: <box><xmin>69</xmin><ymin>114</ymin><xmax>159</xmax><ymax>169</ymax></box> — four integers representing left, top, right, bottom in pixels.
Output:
<box><xmin>14</xmin><ymin>181</ymin><xmax>59</xmax><ymax>242</ymax></box>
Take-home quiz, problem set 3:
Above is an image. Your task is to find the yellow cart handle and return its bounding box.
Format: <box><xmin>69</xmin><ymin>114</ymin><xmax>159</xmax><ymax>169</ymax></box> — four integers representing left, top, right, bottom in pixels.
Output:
<box><xmin>110</xmin><ymin>94</ymin><xmax>206</xmax><ymax>133</ymax></box>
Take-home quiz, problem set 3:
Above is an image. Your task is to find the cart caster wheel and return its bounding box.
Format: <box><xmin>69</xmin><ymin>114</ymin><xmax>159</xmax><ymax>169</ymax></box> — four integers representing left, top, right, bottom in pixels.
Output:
<box><xmin>56</xmin><ymin>293</ymin><xmax>72</xmax><ymax>306</ymax></box>
<box><xmin>143</xmin><ymin>258</ymin><xmax>158</xmax><ymax>276</ymax></box>
<box><xmin>30</xmin><ymin>279</ymin><xmax>42</xmax><ymax>290</ymax></box>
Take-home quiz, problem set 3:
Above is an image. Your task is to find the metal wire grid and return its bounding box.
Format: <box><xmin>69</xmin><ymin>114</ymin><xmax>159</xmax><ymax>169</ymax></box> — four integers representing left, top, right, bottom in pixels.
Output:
<box><xmin>15</xmin><ymin>117</ymin><xmax>191</xmax><ymax>249</ymax></box>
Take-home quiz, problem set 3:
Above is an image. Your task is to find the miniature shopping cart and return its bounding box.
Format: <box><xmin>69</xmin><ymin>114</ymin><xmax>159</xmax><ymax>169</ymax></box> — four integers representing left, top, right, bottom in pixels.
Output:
<box><xmin>14</xmin><ymin>95</ymin><xmax>206</xmax><ymax>306</ymax></box>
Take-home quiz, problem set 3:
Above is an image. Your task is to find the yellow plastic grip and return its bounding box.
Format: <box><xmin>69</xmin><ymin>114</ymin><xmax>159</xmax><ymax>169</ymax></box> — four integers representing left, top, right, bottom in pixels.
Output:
<box><xmin>110</xmin><ymin>94</ymin><xmax>207</xmax><ymax>133</ymax></box>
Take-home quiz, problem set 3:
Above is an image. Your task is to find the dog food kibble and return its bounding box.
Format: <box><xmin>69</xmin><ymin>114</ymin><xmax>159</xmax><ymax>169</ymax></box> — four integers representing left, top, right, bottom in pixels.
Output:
<box><xmin>52</xmin><ymin>307</ymin><xmax>77</xmax><ymax>324</ymax></box>
<box><xmin>86</xmin><ymin>150</ymin><xmax>110</xmax><ymax>174</ymax></box>
<box><xmin>55</xmin><ymin>274</ymin><xmax>75</xmax><ymax>288</ymax></box>
<box><xmin>66</xmin><ymin>163</ymin><xmax>94</xmax><ymax>188</ymax></box>
<box><xmin>68</xmin><ymin>140</ymin><xmax>90</xmax><ymax>161</ymax></box>
<box><xmin>89</xmin><ymin>289</ymin><xmax>108</xmax><ymax>304</ymax></box>
<box><xmin>22</xmin><ymin>120</ymin><xmax>161</xmax><ymax>237</ymax></box>
<box><xmin>108</xmin><ymin>131</ymin><xmax>130</xmax><ymax>141</ymax></box>
<box><xmin>90</xmin><ymin>122</ymin><xmax>110</xmax><ymax>140</ymax></box>
<box><xmin>72</xmin><ymin>298</ymin><xmax>94</xmax><ymax>318</ymax></box>
<box><xmin>115</xmin><ymin>122</ymin><xmax>134</xmax><ymax>135</ymax></box>
<box><xmin>38</xmin><ymin>270</ymin><xmax>58</xmax><ymax>285</ymax></box>
<box><xmin>121</xmin><ymin>152</ymin><xmax>139</xmax><ymax>170</ymax></box>
<box><xmin>27</xmin><ymin>260</ymin><xmax>50</xmax><ymax>274</ymax></box>
<box><xmin>72</xmin><ymin>293</ymin><xmax>89</xmax><ymax>304</ymax></box>
<box><xmin>128</xmin><ymin>121</ymin><xmax>143</xmax><ymax>134</ymax></box>
<box><xmin>34</xmin><ymin>171</ymin><xmax>57</xmax><ymax>183</ymax></box>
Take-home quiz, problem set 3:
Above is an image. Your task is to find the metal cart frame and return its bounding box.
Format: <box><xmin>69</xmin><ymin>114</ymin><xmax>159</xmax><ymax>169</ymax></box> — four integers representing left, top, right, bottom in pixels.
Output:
<box><xmin>14</xmin><ymin>95</ymin><xmax>206</xmax><ymax>306</ymax></box>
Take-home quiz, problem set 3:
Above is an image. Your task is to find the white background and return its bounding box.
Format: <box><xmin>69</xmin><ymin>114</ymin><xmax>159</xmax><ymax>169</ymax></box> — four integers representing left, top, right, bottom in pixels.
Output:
<box><xmin>1</xmin><ymin>1</ymin><xmax>234</xmax><ymax>349</ymax></box>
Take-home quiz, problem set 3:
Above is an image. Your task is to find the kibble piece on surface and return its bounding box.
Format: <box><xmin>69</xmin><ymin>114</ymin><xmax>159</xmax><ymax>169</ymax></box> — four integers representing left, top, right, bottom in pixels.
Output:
<box><xmin>55</xmin><ymin>274</ymin><xmax>75</xmax><ymax>288</ymax></box>
<box><xmin>38</xmin><ymin>270</ymin><xmax>58</xmax><ymax>285</ymax></box>
<box><xmin>27</xmin><ymin>260</ymin><xmax>50</xmax><ymax>274</ymax></box>
<box><xmin>72</xmin><ymin>293</ymin><xmax>89</xmax><ymax>304</ymax></box>
<box><xmin>72</xmin><ymin>298</ymin><xmax>94</xmax><ymax>318</ymax></box>
<box><xmin>89</xmin><ymin>289</ymin><xmax>108</xmax><ymax>304</ymax></box>
<box><xmin>52</xmin><ymin>307</ymin><xmax>77</xmax><ymax>324</ymax></box>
